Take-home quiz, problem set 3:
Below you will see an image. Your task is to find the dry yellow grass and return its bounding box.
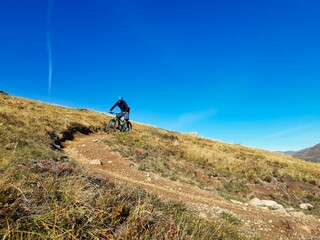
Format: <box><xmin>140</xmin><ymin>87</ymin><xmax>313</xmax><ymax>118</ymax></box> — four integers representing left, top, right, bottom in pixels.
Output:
<box><xmin>1</xmin><ymin>92</ymin><xmax>320</xmax><ymax>239</ymax></box>
<box><xmin>1</xmin><ymin>93</ymin><xmax>246</xmax><ymax>239</ymax></box>
<box><xmin>105</xmin><ymin>121</ymin><xmax>320</xmax><ymax>187</ymax></box>
<box><xmin>180</xmin><ymin>136</ymin><xmax>320</xmax><ymax>183</ymax></box>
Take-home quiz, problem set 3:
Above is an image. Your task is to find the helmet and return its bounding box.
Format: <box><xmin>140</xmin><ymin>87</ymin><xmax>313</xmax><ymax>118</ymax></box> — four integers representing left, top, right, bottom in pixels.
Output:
<box><xmin>118</xmin><ymin>96</ymin><xmax>123</xmax><ymax>101</ymax></box>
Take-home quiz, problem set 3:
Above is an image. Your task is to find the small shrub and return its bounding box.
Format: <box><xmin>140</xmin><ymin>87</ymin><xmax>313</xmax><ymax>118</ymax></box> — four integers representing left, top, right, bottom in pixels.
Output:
<box><xmin>221</xmin><ymin>211</ymin><xmax>242</xmax><ymax>226</ymax></box>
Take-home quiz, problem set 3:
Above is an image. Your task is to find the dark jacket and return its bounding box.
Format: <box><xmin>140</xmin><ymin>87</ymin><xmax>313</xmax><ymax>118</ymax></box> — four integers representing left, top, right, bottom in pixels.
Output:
<box><xmin>110</xmin><ymin>100</ymin><xmax>130</xmax><ymax>112</ymax></box>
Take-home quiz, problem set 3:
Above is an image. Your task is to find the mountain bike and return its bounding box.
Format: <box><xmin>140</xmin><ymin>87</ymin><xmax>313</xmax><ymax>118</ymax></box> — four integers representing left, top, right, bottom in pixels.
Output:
<box><xmin>105</xmin><ymin>112</ymin><xmax>132</xmax><ymax>133</ymax></box>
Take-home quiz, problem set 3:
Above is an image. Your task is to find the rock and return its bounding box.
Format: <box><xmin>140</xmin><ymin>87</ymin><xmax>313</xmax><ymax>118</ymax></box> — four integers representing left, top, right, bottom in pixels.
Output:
<box><xmin>275</xmin><ymin>207</ymin><xmax>288</xmax><ymax>215</ymax></box>
<box><xmin>199</xmin><ymin>212</ymin><xmax>207</xmax><ymax>218</ymax></box>
<box><xmin>260</xmin><ymin>200</ymin><xmax>285</xmax><ymax>211</ymax></box>
<box><xmin>290</xmin><ymin>211</ymin><xmax>306</xmax><ymax>218</ymax></box>
<box><xmin>216</xmin><ymin>208</ymin><xmax>226</xmax><ymax>214</ymax></box>
<box><xmin>299</xmin><ymin>203</ymin><xmax>314</xmax><ymax>210</ymax></box>
<box><xmin>92</xmin><ymin>139</ymin><xmax>99</xmax><ymax>142</ymax></box>
<box><xmin>248</xmin><ymin>198</ymin><xmax>285</xmax><ymax>212</ymax></box>
<box><xmin>90</xmin><ymin>159</ymin><xmax>102</xmax><ymax>165</ymax></box>
<box><xmin>249</xmin><ymin>197</ymin><xmax>263</xmax><ymax>206</ymax></box>
<box><xmin>231</xmin><ymin>199</ymin><xmax>244</xmax><ymax>205</ymax></box>
<box><xmin>286</xmin><ymin>207</ymin><xmax>295</xmax><ymax>212</ymax></box>
<box><xmin>260</xmin><ymin>206</ymin><xmax>269</xmax><ymax>211</ymax></box>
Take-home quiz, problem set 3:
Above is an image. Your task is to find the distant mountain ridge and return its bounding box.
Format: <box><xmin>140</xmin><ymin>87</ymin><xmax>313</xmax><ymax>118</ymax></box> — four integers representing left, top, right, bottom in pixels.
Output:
<box><xmin>292</xmin><ymin>143</ymin><xmax>320</xmax><ymax>163</ymax></box>
<box><xmin>281</xmin><ymin>144</ymin><xmax>320</xmax><ymax>162</ymax></box>
<box><xmin>279</xmin><ymin>150</ymin><xmax>296</xmax><ymax>156</ymax></box>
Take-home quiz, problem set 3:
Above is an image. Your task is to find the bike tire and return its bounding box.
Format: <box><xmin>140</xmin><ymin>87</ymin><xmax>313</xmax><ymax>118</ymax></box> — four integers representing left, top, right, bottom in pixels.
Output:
<box><xmin>106</xmin><ymin>119</ymin><xmax>118</xmax><ymax>133</ymax></box>
<box><xmin>122</xmin><ymin>121</ymin><xmax>132</xmax><ymax>132</ymax></box>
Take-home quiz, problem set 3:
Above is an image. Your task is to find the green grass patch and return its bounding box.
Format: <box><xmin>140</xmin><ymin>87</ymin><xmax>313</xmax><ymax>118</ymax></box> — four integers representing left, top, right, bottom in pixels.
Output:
<box><xmin>217</xmin><ymin>181</ymin><xmax>251</xmax><ymax>201</ymax></box>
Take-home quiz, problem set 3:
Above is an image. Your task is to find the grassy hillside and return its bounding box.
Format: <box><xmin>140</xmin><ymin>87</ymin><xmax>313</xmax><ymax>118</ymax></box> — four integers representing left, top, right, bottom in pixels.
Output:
<box><xmin>0</xmin><ymin>93</ymin><xmax>244</xmax><ymax>239</ymax></box>
<box><xmin>1</xmin><ymin>92</ymin><xmax>319</xmax><ymax>239</ymax></box>
<box><xmin>105</xmin><ymin>121</ymin><xmax>320</xmax><ymax>215</ymax></box>
<box><xmin>106</xmin><ymin>128</ymin><xmax>320</xmax><ymax>186</ymax></box>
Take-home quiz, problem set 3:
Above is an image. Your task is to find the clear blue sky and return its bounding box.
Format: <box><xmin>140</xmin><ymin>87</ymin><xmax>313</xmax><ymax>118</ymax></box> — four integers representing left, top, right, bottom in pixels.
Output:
<box><xmin>1</xmin><ymin>0</ymin><xmax>320</xmax><ymax>151</ymax></box>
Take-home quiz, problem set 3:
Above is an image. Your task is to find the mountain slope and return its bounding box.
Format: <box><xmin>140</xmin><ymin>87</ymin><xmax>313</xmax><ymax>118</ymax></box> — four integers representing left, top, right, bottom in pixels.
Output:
<box><xmin>1</xmin><ymin>92</ymin><xmax>320</xmax><ymax>239</ymax></box>
<box><xmin>65</xmin><ymin>132</ymin><xmax>320</xmax><ymax>239</ymax></box>
<box><xmin>0</xmin><ymin>93</ymin><xmax>246</xmax><ymax>239</ymax></box>
<box><xmin>293</xmin><ymin>144</ymin><xmax>320</xmax><ymax>162</ymax></box>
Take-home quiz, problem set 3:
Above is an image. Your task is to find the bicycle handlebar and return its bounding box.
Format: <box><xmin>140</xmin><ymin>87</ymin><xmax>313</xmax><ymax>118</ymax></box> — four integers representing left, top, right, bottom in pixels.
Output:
<box><xmin>109</xmin><ymin>111</ymin><xmax>121</xmax><ymax>117</ymax></box>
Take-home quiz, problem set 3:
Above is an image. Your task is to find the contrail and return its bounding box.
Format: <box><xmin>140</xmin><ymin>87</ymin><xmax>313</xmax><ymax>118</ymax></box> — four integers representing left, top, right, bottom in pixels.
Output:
<box><xmin>47</xmin><ymin>0</ymin><xmax>53</xmax><ymax>96</ymax></box>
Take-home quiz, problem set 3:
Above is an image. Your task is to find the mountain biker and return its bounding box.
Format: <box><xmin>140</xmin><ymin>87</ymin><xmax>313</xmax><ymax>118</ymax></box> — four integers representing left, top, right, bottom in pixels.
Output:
<box><xmin>110</xmin><ymin>96</ymin><xmax>130</xmax><ymax>124</ymax></box>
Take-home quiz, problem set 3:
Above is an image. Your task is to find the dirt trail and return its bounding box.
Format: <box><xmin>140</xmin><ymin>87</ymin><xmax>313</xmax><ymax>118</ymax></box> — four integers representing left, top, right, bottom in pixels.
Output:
<box><xmin>64</xmin><ymin>132</ymin><xmax>320</xmax><ymax>240</ymax></box>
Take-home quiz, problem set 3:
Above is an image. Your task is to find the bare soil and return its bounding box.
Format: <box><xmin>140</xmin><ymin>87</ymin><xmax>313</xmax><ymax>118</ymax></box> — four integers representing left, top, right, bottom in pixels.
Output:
<box><xmin>64</xmin><ymin>132</ymin><xmax>320</xmax><ymax>240</ymax></box>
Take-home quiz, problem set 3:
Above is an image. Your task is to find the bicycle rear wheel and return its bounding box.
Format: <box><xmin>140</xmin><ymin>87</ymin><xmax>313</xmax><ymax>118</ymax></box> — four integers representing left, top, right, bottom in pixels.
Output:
<box><xmin>122</xmin><ymin>121</ymin><xmax>132</xmax><ymax>132</ymax></box>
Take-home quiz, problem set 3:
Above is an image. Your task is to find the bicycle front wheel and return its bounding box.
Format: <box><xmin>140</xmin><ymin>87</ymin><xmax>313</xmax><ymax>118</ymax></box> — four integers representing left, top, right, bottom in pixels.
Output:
<box><xmin>106</xmin><ymin>119</ymin><xmax>118</xmax><ymax>133</ymax></box>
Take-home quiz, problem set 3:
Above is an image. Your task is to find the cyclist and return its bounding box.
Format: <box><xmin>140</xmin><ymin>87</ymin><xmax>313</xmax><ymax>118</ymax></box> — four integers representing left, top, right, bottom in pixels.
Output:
<box><xmin>109</xmin><ymin>96</ymin><xmax>130</xmax><ymax>125</ymax></box>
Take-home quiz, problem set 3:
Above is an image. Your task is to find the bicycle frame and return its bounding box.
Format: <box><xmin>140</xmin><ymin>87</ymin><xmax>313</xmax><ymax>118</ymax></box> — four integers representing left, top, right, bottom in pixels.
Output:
<box><xmin>106</xmin><ymin>112</ymin><xmax>132</xmax><ymax>132</ymax></box>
